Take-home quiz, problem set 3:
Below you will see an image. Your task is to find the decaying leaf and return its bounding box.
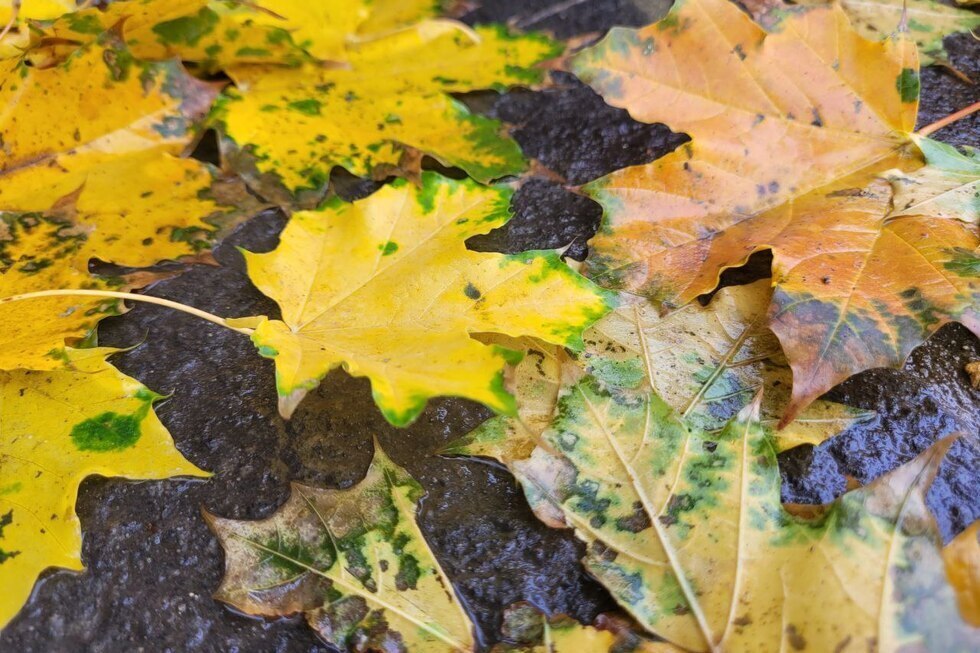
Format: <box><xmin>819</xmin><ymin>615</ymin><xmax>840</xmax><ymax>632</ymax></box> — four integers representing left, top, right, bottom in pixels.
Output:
<box><xmin>744</xmin><ymin>0</ymin><xmax>980</xmax><ymax>67</ymax></box>
<box><xmin>213</xmin><ymin>20</ymin><xmax>560</xmax><ymax>203</ymax></box>
<box><xmin>0</xmin><ymin>347</ymin><xmax>207</xmax><ymax>628</ymax></box>
<box><xmin>242</xmin><ymin>173</ymin><xmax>612</xmax><ymax>425</ymax></box>
<box><xmin>572</xmin><ymin>0</ymin><xmax>979</xmax><ymax>423</ymax></box>
<box><xmin>206</xmin><ymin>445</ymin><xmax>475</xmax><ymax>652</ymax></box>
<box><xmin>945</xmin><ymin>520</ymin><xmax>980</xmax><ymax>627</ymax></box>
<box><xmin>491</xmin><ymin>602</ymin><xmax>677</xmax><ymax>652</ymax></box>
<box><xmin>0</xmin><ymin>31</ymin><xmax>247</xmax><ymax>370</ymax></box>
<box><xmin>578</xmin><ymin>280</ymin><xmax>871</xmax><ymax>450</ymax></box>
<box><xmin>511</xmin><ymin>389</ymin><xmax>978</xmax><ymax>651</ymax></box>
<box><xmin>440</xmin><ymin>337</ymin><xmax>564</xmax><ymax>463</ymax></box>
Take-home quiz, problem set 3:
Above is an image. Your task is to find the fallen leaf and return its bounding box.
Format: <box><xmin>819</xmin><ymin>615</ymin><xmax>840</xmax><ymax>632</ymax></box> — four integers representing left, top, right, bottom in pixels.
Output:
<box><xmin>213</xmin><ymin>20</ymin><xmax>561</xmax><ymax>203</ymax></box>
<box><xmin>492</xmin><ymin>602</ymin><xmax>678</xmax><ymax>652</ymax></box>
<box><xmin>511</xmin><ymin>386</ymin><xmax>978</xmax><ymax>651</ymax></box>
<box><xmin>745</xmin><ymin>0</ymin><xmax>980</xmax><ymax>67</ymax></box>
<box><xmin>242</xmin><ymin>173</ymin><xmax>613</xmax><ymax>424</ymax></box>
<box><xmin>26</xmin><ymin>0</ymin><xmax>306</xmax><ymax>69</ymax></box>
<box><xmin>579</xmin><ymin>280</ymin><xmax>871</xmax><ymax>450</ymax></box>
<box><xmin>206</xmin><ymin>444</ymin><xmax>475</xmax><ymax>652</ymax></box>
<box><xmin>765</xmin><ymin>144</ymin><xmax>978</xmax><ymax>424</ymax></box>
<box><xmin>944</xmin><ymin>520</ymin><xmax>980</xmax><ymax>627</ymax></box>
<box><xmin>887</xmin><ymin>137</ymin><xmax>980</xmax><ymax>222</ymax></box>
<box><xmin>571</xmin><ymin>0</ymin><xmax>978</xmax><ymax>423</ymax></box>
<box><xmin>0</xmin><ymin>31</ymin><xmax>249</xmax><ymax>370</ymax></box>
<box><xmin>0</xmin><ymin>0</ymin><xmax>73</xmax><ymax>24</ymax></box>
<box><xmin>0</xmin><ymin>347</ymin><xmax>207</xmax><ymax>628</ymax></box>
<box><xmin>439</xmin><ymin>337</ymin><xmax>564</xmax><ymax>463</ymax></box>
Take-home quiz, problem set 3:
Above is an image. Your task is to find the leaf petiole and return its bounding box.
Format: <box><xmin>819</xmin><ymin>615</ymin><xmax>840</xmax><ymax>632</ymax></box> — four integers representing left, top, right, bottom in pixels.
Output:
<box><xmin>0</xmin><ymin>289</ymin><xmax>255</xmax><ymax>336</ymax></box>
<box><xmin>915</xmin><ymin>100</ymin><xmax>980</xmax><ymax>138</ymax></box>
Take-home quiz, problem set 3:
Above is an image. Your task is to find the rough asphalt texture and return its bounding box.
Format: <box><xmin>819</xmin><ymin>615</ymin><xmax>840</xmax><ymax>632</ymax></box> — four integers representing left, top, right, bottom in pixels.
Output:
<box><xmin>2</xmin><ymin>1</ymin><xmax>978</xmax><ymax>651</ymax></box>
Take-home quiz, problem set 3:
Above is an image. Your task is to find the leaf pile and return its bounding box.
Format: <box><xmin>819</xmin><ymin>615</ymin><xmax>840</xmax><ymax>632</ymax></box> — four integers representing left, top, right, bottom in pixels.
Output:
<box><xmin>572</xmin><ymin>0</ymin><xmax>978</xmax><ymax>423</ymax></box>
<box><xmin>0</xmin><ymin>0</ymin><xmax>978</xmax><ymax>649</ymax></box>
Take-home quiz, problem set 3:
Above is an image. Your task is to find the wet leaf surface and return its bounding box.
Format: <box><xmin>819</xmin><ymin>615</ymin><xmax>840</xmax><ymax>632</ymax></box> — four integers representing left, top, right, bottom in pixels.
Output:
<box><xmin>0</xmin><ymin>1</ymin><xmax>977</xmax><ymax>650</ymax></box>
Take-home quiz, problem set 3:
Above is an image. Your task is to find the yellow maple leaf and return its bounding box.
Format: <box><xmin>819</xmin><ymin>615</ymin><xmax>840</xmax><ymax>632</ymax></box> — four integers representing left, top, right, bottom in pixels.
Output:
<box><xmin>0</xmin><ymin>31</ymin><xmax>250</xmax><ymax>371</ymax></box>
<box><xmin>0</xmin><ymin>347</ymin><xmax>207</xmax><ymax>628</ymax></box>
<box><xmin>214</xmin><ymin>20</ymin><xmax>561</xmax><ymax>202</ymax></box>
<box><xmin>241</xmin><ymin>173</ymin><xmax>613</xmax><ymax>425</ymax></box>
<box><xmin>571</xmin><ymin>0</ymin><xmax>978</xmax><ymax>423</ymax></box>
<box><xmin>512</xmin><ymin>383</ymin><xmax>978</xmax><ymax>651</ymax></box>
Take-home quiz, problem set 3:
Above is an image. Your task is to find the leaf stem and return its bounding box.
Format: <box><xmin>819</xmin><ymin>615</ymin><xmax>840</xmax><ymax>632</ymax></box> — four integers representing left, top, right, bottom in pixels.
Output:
<box><xmin>0</xmin><ymin>289</ymin><xmax>254</xmax><ymax>336</ymax></box>
<box><xmin>915</xmin><ymin>100</ymin><xmax>980</xmax><ymax>137</ymax></box>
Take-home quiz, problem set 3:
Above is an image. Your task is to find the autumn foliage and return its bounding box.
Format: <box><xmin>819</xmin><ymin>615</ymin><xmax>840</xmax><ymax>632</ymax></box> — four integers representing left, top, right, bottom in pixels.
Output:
<box><xmin>0</xmin><ymin>0</ymin><xmax>977</xmax><ymax>650</ymax></box>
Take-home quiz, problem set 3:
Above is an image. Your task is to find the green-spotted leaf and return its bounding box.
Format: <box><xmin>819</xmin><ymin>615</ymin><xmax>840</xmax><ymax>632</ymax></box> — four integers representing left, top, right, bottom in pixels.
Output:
<box><xmin>213</xmin><ymin>21</ymin><xmax>561</xmax><ymax>204</ymax></box>
<box><xmin>206</xmin><ymin>445</ymin><xmax>476</xmax><ymax>652</ymax></box>
<box><xmin>0</xmin><ymin>348</ymin><xmax>207</xmax><ymax>628</ymax></box>
<box><xmin>512</xmin><ymin>386</ymin><xmax>978</xmax><ymax>651</ymax></box>
<box><xmin>578</xmin><ymin>280</ymin><xmax>872</xmax><ymax>451</ymax></box>
<box><xmin>750</xmin><ymin>0</ymin><xmax>980</xmax><ymax>67</ymax></box>
<box><xmin>239</xmin><ymin>173</ymin><xmax>613</xmax><ymax>425</ymax></box>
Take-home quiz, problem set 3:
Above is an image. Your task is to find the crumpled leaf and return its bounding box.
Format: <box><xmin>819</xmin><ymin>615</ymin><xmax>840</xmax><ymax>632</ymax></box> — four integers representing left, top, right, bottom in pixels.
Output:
<box><xmin>439</xmin><ymin>337</ymin><xmax>564</xmax><ymax>463</ymax></box>
<box><xmin>214</xmin><ymin>20</ymin><xmax>560</xmax><ymax>203</ymax></box>
<box><xmin>744</xmin><ymin>0</ymin><xmax>980</xmax><ymax>67</ymax></box>
<box><xmin>242</xmin><ymin>173</ymin><xmax>613</xmax><ymax>425</ymax></box>
<box><xmin>572</xmin><ymin>0</ymin><xmax>979</xmax><ymax>423</ymax></box>
<box><xmin>944</xmin><ymin>520</ymin><xmax>980</xmax><ymax>627</ymax></box>
<box><xmin>0</xmin><ymin>32</ymin><xmax>250</xmax><ymax>370</ymax></box>
<box><xmin>578</xmin><ymin>279</ymin><xmax>871</xmax><ymax>450</ymax></box>
<box><xmin>0</xmin><ymin>347</ymin><xmax>207</xmax><ymax>628</ymax></box>
<box><xmin>511</xmin><ymin>386</ymin><xmax>979</xmax><ymax>651</ymax></box>
<box><xmin>491</xmin><ymin>602</ymin><xmax>677</xmax><ymax>652</ymax></box>
<box><xmin>206</xmin><ymin>445</ymin><xmax>475</xmax><ymax>652</ymax></box>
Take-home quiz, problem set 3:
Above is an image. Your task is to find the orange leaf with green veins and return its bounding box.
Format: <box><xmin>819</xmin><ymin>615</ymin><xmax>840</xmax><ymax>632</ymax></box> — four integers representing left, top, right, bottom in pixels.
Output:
<box><xmin>241</xmin><ymin>173</ymin><xmax>613</xmax><ymax>425</ymax></box>
<box><xmin>944</xmin><ymin>520</ymin><xmax>980</xmax><ymax>627</ymax></box>
<box><xmin>213</xmin><ymin>21</ymin><xmax>561</xmax><ymax>203</ymax></box>
<box><xmin>510</xmin><ymin>383</ymin><xmax>978</xmax><ymax>651</ymax></box>
<box><xmin>492</xmin><ymin>602</ymin><xmax>679</xmax><ymax>652</ymax></box>
<box><xmin>0</xmin><ymin>33</ymin><xmax>254</xmax><ymax>370</ymax></box>
<box><xmin>0</xmin><ymin>347</ymin><xmax>207</xmax><ymax>628</ymax></box>
<box><xmin>206</xmin><ymin>445</ymin><xmax>475</xmax><ymax>652</ymax></box>
<box><xmin>572</xmin><ymin>0</ymin><xmax>919</xmax><ymax>306</ymax></box>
